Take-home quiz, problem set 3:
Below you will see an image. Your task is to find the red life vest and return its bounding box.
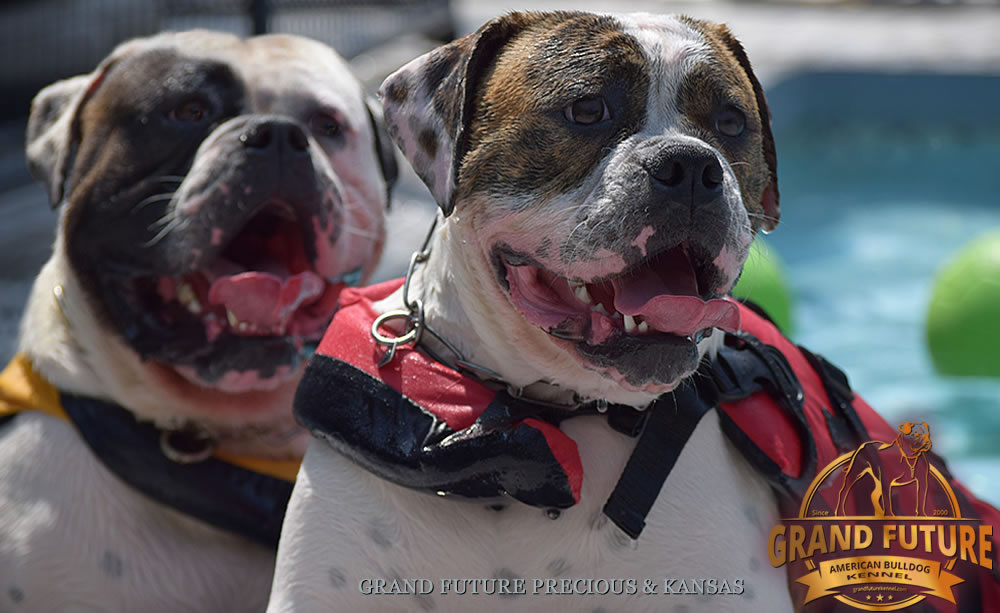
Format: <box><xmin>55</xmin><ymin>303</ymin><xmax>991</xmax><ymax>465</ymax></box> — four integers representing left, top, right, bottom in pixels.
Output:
<box><xmin>295</xmin><ymin>278</ymin><xmax>1000</xmax><ymax>612</ymax></box>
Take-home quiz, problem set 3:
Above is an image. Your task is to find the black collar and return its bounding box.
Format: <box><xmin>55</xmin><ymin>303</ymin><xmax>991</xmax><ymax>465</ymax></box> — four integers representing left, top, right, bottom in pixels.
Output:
<box><xmin>58</xmin><ymin>392</ymin><xmax>293</xmax><ymax>548</ymax></box>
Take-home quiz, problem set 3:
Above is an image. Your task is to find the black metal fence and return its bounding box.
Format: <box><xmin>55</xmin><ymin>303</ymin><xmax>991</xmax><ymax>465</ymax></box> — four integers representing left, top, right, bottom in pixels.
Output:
<box><xmin>0</xmin><ymin>0</ymin><xmax>453</xmax><ymax>118</ymax></box>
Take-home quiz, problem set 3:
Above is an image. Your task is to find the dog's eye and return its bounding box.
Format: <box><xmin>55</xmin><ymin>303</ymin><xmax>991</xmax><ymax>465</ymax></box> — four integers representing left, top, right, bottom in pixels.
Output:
<box><xmin>564</xmin><ymin>96</ymin><xmax>610</xmax><ymax>126</ymax></box>
<box><xmin>714</xmin><ymin>107</ymin><xmax>746</xmax><ymax>137</ymax></box>
<box><xmin>171</xmin><ymin>99</ymin><xmax>210</xmax><ymax>123</ymax></box>
<box><xmin>309</xmin><ymin>113</ymin><xmax>340</xmax><ymax>139</ymax></box>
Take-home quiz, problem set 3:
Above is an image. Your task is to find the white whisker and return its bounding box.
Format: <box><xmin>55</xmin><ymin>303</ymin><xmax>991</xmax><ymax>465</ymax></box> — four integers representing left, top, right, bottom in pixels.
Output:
<box><xmin>131</xmin><ymin>192</ymin><xmax>177</xmax><ymax>215</ymax></box>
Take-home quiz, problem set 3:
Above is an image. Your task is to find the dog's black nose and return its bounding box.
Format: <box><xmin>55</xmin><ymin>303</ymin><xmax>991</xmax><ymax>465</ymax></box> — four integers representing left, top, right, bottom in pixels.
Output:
<box><xmin>240</xmin><ymin>117</ymin><xmax>310</xmax><ymax>154</ymax></box>
<box><xmin>644</xmin><ymin>143</ymin><xmax>724</xmax><ymax>207</ymax></box>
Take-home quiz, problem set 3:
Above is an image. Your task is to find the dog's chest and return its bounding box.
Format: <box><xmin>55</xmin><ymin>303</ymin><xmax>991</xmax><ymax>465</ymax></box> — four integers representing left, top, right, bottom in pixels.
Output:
<box><xmin>275</xmin><ymin>411</ymin><xmax>795</xmax><ymax>612</ymax></box>
<box><xmin>0</xmin><ymin>413</ymin><xmax>275</xmax><ymax>613</ymax></box>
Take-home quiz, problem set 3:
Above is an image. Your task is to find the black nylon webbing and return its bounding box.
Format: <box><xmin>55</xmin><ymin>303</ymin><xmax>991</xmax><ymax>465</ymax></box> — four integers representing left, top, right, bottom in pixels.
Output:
<box><xmin>602</xmin><ymin>384</ymin><xmax>712</xmax><ymax>539</ymax></box>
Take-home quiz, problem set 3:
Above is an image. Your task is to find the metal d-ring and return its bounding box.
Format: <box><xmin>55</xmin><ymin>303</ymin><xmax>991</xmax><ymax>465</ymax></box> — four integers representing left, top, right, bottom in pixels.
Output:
<box><xmin>371</xmin><ymin>217</ymin><xmax>438</xmax><ymax>366</ymax></box>
<box><xmin>369</xmin><ymin>215</ymin><xmax>503</xmax><ymax>383</ymax></box>
<box><xmin>371</xmin><ymin>305</ymin><xmax>425</xmax><ymax>367</ymax></box>
<box><xmin>159</xmin><ymin>423</ymin><xmax>217</xmax><ymax>464</ymax></box>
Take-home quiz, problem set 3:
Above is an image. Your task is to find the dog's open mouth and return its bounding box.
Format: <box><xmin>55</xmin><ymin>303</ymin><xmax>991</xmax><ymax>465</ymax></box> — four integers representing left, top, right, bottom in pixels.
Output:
<box><xmin>146</xmin><ymin>204</ymin><xmax>346</xmax><ymax>342</ymax></box>
<box><xmin>500</xmin><ymin>244</ymin><xmax>741</xmax><ymax>348</ymax></box>
<box><xmin>125</xmin><ymin>202</ymin><xmax>355</xmax><ymax>391</ymax></box>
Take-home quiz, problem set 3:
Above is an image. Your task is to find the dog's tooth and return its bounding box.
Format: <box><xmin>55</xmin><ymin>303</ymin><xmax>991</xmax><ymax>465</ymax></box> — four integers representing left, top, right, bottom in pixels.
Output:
<box><xmin>238</xmin><ymin>322</ymin><xmax>249</xmax><ymax>333</ymax></box>
<box><xmin>623</xmin><ymin>314</ymin><xmax>637</xmax><ymax>334</ymax></box>
<box><xmin>573</xmin><ymin>284</ymin><xmax>592</xmax><ymax>305</ymax></box>
<box><xmin>177</xmin><ymin>283</ymin><xmax>203</xmax><ymax>315</ymax></box>
<box><xmin>226</xmin><ymin>309</ymin><xmax>239</xmax><ymax>328</ymax></box>
<box><xmin>637</xmin><ymin>321</ymin><xmax>649</xmax><ymax>334</ymax></box>
<box><xmin>592</xmin><ymin>303</ymin><xmax>609</xmax><ymax>315</ymax></box>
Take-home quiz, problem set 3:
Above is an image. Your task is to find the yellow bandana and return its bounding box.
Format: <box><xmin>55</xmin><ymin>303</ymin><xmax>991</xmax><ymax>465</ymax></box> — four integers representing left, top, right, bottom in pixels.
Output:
<box><xmin>0</xmin><ymin>354</ymin><xmax>300</xmax><ymax>482</ymax></box>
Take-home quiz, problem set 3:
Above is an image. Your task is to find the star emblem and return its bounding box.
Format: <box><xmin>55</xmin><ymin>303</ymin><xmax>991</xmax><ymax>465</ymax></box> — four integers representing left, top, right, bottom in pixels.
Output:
<box><xmin>866</xmin><ymin>595</ymin><xmax>872</xmax><ymax>600</ymax></box>
<box><xmin>876</xmin><ymin>594</ymin><xmax>884</xmax><ymax>602</ymax></box>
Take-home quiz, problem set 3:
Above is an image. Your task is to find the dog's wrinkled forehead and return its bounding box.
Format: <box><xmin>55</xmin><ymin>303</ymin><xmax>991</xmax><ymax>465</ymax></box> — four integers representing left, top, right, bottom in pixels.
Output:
<box><xmin>95</xmin><ymin>33</ymin><xmax>367</xmax><ymax>119</ymax></box>
<box><xmin>379</xmin><ymin>11</ymin><xmax>778</xmax><ymax>227</ymax></box>
<box><xmin>226</xmin><ymin>34</ymin><xmax>368</xmax><ymax>120</ymax></box>
<box><xmin>26</xmin><ymin>30</ymin><xmax>391</xmax><ymax>207</ymax></box>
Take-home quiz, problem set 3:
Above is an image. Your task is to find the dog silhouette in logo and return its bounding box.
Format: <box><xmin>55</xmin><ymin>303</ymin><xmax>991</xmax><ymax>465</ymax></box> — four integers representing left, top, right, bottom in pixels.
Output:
<box><xmin>835</xmin><ymin>422</ymin><xmax>933</xmax><ymax>517</ymax></box>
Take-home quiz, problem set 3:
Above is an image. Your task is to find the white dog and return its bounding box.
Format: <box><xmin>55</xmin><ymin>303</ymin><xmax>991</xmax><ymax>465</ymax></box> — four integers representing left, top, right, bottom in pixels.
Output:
<box><xmin>269</xmin><ymin>12</ymin><xmax>799</xmax><ymax>612</ymax></box>
<box><xmin>0</xmin><ymin>31</ymin><xmax>394</xmax><ymax>611</ymax></box>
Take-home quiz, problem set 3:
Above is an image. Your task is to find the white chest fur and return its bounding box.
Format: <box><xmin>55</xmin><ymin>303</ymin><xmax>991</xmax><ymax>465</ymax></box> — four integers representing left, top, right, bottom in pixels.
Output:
<box><xmin>0</xmin><ymin>413</ymin><xmax>275</xmax><ymax>613</ymax></box>
<box><xmin>269</xmin><ymin>410</ymin><xmax>795</xmax><ymax>612</ymax></box>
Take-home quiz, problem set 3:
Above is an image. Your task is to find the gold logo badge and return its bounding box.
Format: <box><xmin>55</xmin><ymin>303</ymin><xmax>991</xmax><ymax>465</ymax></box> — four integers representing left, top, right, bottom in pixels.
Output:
<box><xmin>769</xmin><ymin>422</ymin><xmax>994</xmax><ymax>611</ymax></box>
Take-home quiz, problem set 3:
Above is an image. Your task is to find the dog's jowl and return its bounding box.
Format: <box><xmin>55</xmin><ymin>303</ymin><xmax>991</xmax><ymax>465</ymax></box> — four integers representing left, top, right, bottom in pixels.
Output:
<box><xmin>0</xmin><ymin>31</ymin><xmax>394</xmax><ymax>611</ymax></box>
<box><xmin>270</xmin><ymin>12</ymin><xmax>1000</xmax><ymax>613</ymax></box>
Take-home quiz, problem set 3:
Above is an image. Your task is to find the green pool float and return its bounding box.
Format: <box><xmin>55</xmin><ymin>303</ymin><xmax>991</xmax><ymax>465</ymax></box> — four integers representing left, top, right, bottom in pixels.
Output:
<box><xmin>731</xmin><ymin>238</ymin><xmax>794</xmax><ymax>335</ymax></box>
<box><xmin>927</xmin><ymin>230</ymin><xmax>1000</xmax><ymax>378</ymax></box>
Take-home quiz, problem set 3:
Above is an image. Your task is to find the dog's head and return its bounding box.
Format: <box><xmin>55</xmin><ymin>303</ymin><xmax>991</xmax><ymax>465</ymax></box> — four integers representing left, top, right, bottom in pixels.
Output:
<box><xmin>26</xmin><ymin>31</ymin><xmax>396</xmax><ymax>400</ymax></box>
<box><xmin>898</xmin><ymin>422</ymin><xmax>932</xmax><ymax>456</ymax></box>
<box><xmin>380</xmin><ymin>12</ymin><xmax>777</xmax><ymax>404</ymax></box>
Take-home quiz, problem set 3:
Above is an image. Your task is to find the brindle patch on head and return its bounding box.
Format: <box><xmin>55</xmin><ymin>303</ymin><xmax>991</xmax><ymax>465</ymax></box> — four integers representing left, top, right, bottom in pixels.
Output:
<box><xmin>457</xmin><ymin>12</ymin><xmax>650</xmax><ymax>205</ymax></box>
<box><xmin>62</xmin><ymin>47</ymin><xmax>245</xmax><ymax>328</ymax></box>
<box><xmin>678</xmin><ymin>17</ymin><xmax>778</xmax><ymax>231</ymax></box>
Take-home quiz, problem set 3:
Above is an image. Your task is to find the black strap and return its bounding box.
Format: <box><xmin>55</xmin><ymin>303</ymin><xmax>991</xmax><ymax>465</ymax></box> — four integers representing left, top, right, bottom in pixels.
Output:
<box><xmin>603</xmin><ymin>383</ymin><xmax>713</xmax><ymax>539</ymax></box>
<box><xmin>603</xmin><ymin>329</ymin><xmax>827</xmax><ymax>539</ymax></box>
<box><xmin>798</xmin><ymin>345</ymin><xmax>871</xmax><ymax>452</ymax></box>
<box><xmin>60</xmin><ymin>393</ymin><xmax>293</xmax><ymax>548</ymax></box>
<box><xmin>712</xmin><ymin>333</ymin><xmax>818</xmax><ymax>502</ymax></box>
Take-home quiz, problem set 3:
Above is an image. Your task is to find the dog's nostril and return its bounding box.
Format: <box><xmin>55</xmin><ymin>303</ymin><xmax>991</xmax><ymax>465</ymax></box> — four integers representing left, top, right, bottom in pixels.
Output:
<box><xmin>241</xmin><ymin>125</ymin><xmax>272</xmax><ymax>150</ymax></box>
<box><xmin>702</xmin><ymin>161</ymin><xmax>723</xmax><ymax>190</ymax></box>
<box><xmin>652</xmin><ymin>161</ymin><xmax>685</xmax><ymax>187</ymax></box>
<box><xmin>287</xmin><ymin>125</ymin><xmax>309</xmax><ymax>152</ymax></box>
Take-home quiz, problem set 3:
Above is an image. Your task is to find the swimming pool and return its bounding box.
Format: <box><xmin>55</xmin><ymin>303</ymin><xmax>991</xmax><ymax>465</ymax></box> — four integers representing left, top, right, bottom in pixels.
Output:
<box><xmin>763</xmin><ymin>72</ymin><xmax>1000</xmax><ymax>505</ymax></box>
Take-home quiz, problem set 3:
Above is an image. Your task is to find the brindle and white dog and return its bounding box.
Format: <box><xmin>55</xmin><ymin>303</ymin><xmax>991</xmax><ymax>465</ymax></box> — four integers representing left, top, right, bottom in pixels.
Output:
<box><xmin>269</xmin><ymin>12</ymin><xmax>793</xmax><ymax>612</ymax></box>
<box><xmin>0</xmin><ymin>31</ymin><xmax>394</xmax><ymax>611</ymax></box>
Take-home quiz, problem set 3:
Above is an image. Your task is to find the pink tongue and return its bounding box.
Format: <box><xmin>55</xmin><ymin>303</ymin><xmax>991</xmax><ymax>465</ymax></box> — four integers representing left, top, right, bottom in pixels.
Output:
<box><xmin>612</xmin><ymin>249</ymin><xmax>740</xmax><ymax>337</ymax></box>
<box><xmin>207</xmin><ymin>271</ymin><xmax>324</xmax><ymax>330</ymax></box>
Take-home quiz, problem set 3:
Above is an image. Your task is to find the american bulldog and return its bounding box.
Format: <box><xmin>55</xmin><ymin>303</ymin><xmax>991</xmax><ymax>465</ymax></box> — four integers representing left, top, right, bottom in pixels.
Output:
<box><xmin>0</xmin><ymin>31</ymin><xmax>394</xmax><ymax>611</ymax></box>
<box><xmin>269</xmin><ymin>12</ymin><xmax>794</xmax><ymax>612</ymax></box>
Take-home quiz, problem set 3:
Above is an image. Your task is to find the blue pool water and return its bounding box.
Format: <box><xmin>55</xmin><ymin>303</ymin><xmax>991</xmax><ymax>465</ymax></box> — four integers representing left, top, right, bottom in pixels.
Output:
<box><xmin>762</xmin><ymin>73</ymin><xmax>1000</xmax><ymax>505</ymax></box>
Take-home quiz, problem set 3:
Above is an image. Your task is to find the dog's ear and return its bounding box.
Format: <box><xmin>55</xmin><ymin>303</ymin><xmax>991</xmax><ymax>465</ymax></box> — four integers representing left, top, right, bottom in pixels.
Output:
<box><xmin>365</xmin><ymin>95</ymin><xmax>399</xmax><ymax>205</ymax></box>
<box><xmin>25</xmin><ymin>52</ymin><xmax>126</xmax><ymax>208</ymax></box>
<box><xmin>377</xmin><ymin>13</ymin><xmax>533</xmax><ymax>216</ymax></box>
<box><xmin>704</xmin><ymin>24</ymin><xmax>779</xmax><ymax>233</ymax></box>
<box><xmin>26</xmin><ymin>74</ymin><xmax>93</xmax><ymax>208</ymax></box>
